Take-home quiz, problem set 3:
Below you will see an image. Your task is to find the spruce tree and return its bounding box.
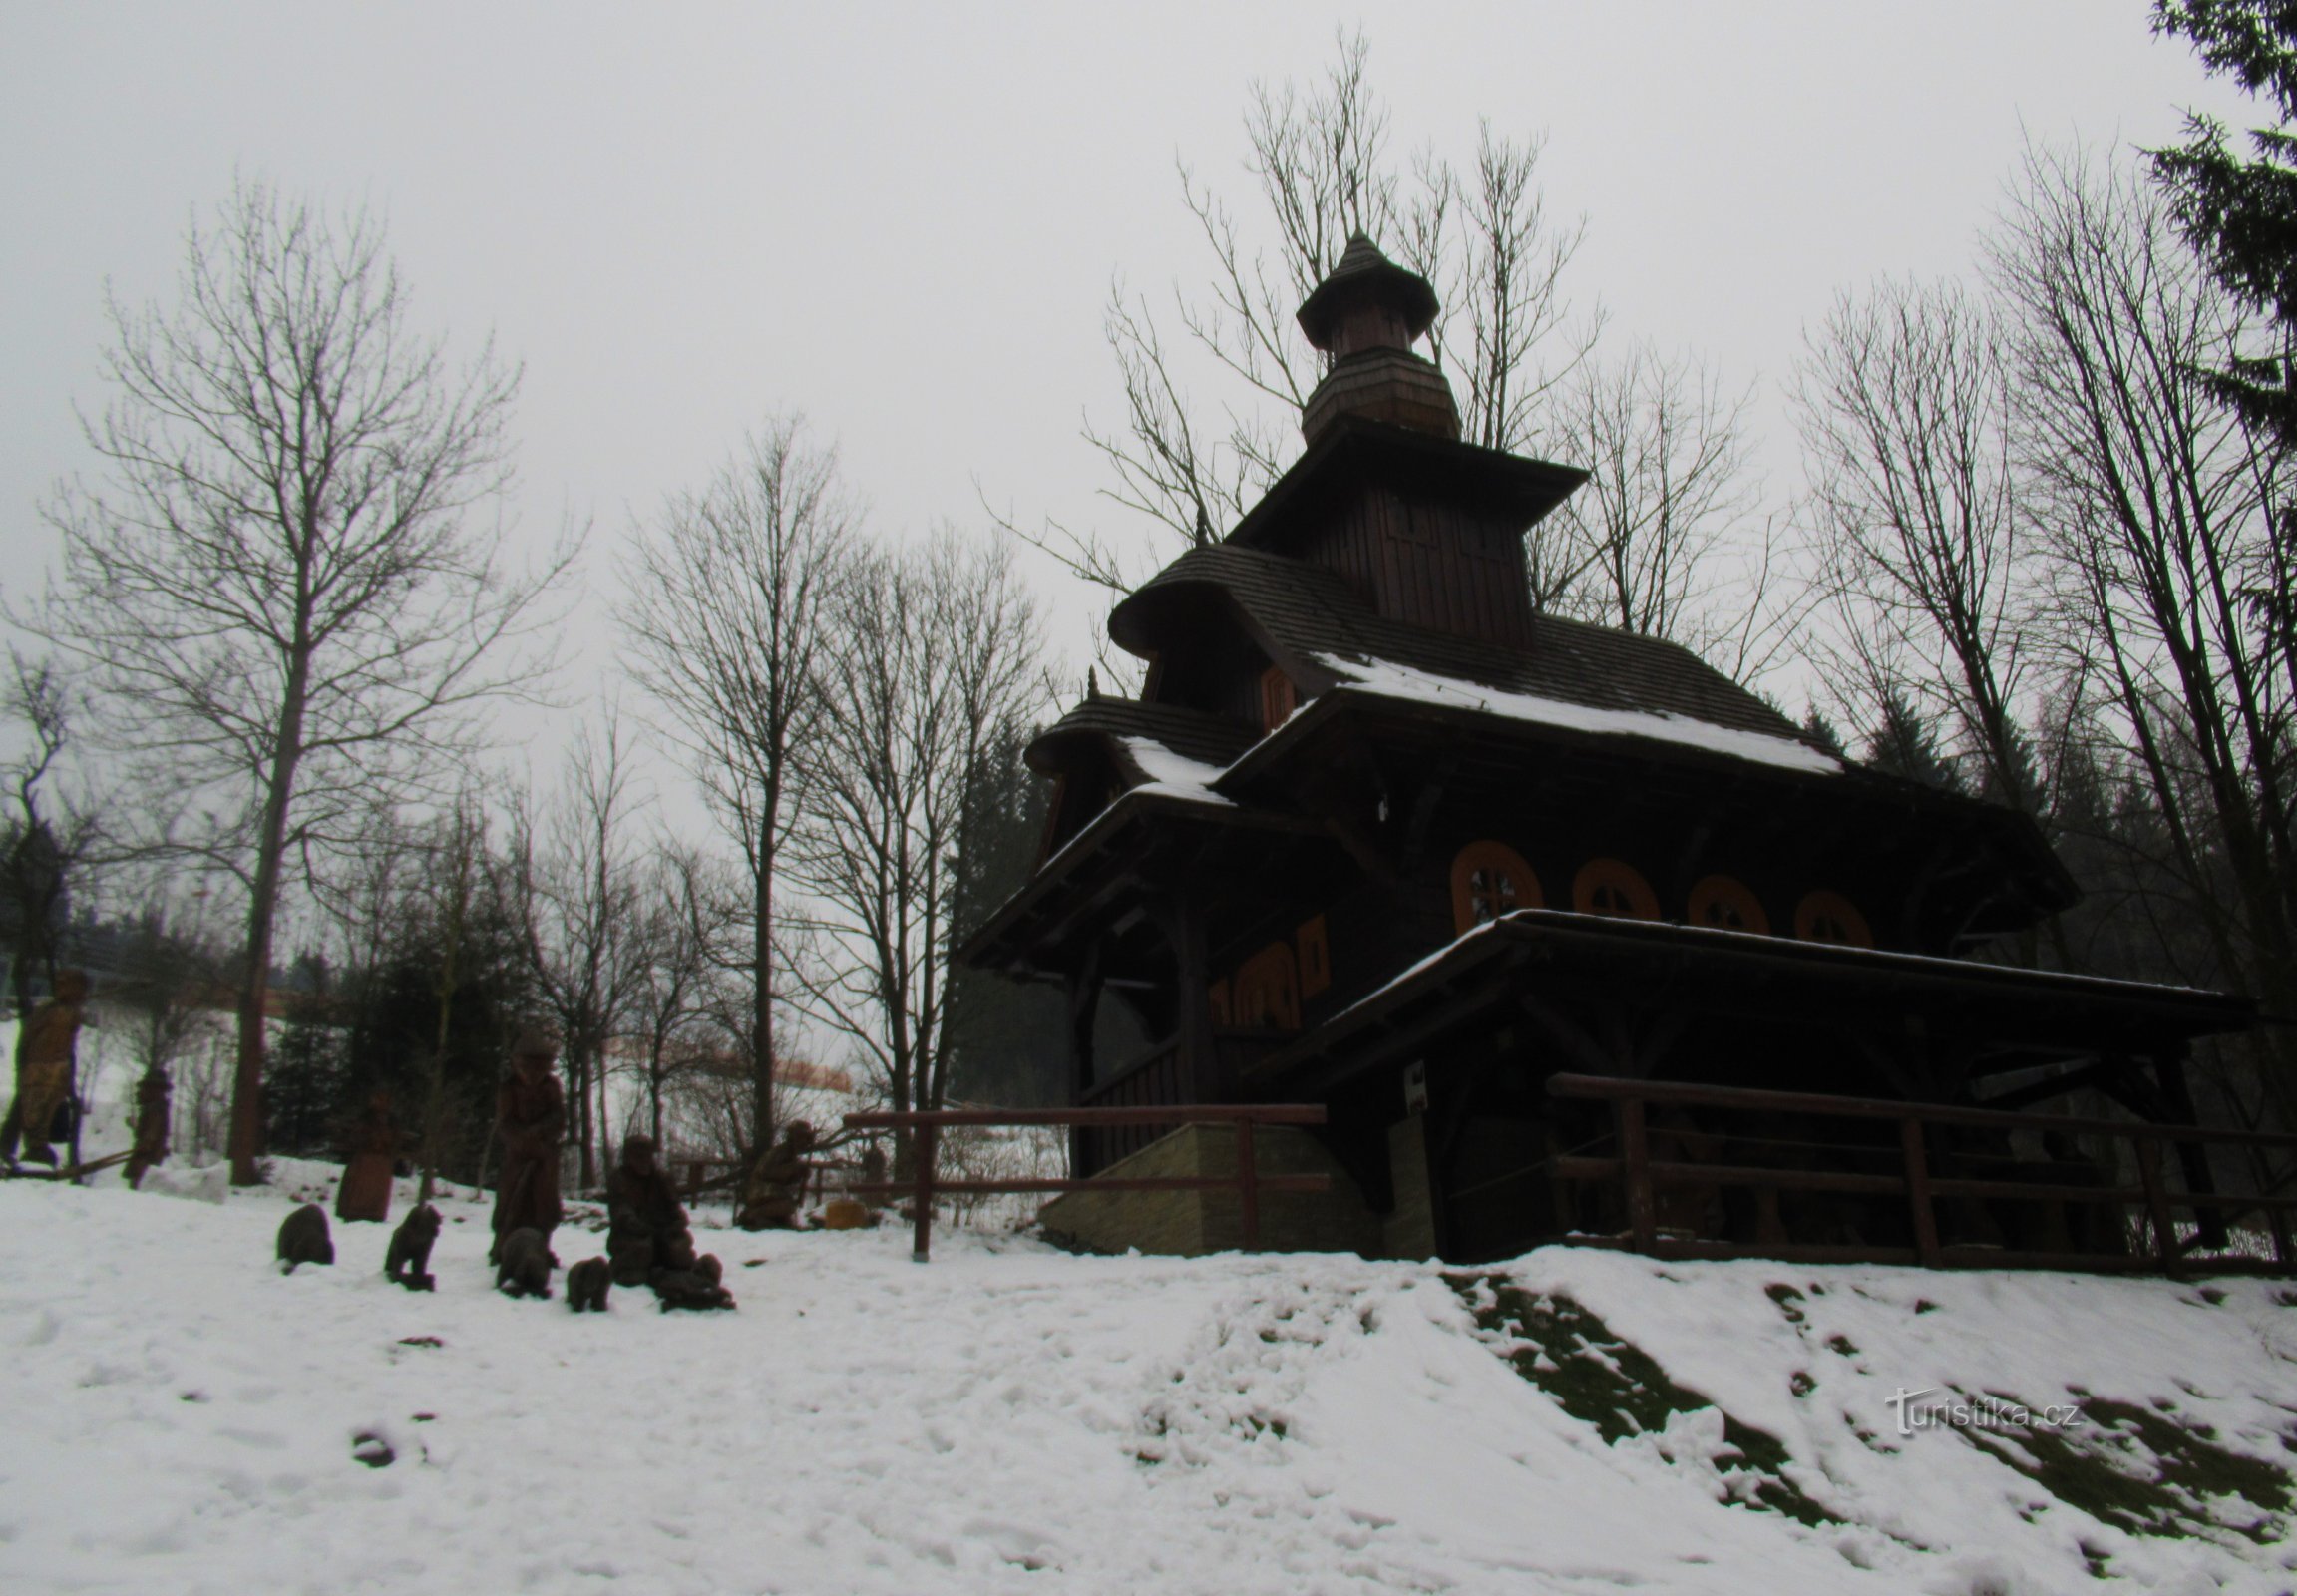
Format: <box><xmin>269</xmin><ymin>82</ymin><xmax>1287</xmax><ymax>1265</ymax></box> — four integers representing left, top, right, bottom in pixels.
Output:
<box><xmin>1862</xmin><ymin>691</ymin><xmax>1964</xmax><ymax>792</ymax></box>
<box><xmin>2151</xmin><ymin>1</ymin><xmax>2297</xmax><ymax>443</ymax></box>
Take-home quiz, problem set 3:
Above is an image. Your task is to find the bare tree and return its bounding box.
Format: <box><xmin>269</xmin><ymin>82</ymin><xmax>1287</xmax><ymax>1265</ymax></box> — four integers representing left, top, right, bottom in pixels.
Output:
<box><xmin>415</xmin><ymin>796</ymin><xmax>489</xmax><ymax>1206</ymax></box>
<box><xmin>1795</xmin><ymin>277</ymin><xmax>2044</xmax><ymax>812</ymax></box>
<box><xmin>1008</xmin><ymin>30</ymin><xmax>1594</xmax><ymax>601</ymax></box>
<box><xmin>626</xmin><ymin>842</ymin><xmax>725</xmax><ymax>1148</ymax></box>
<box><xmin>112</xmin><ymin>900</ymin><xmax>224</xmax><ymax>1181</ymax></box>
<box><xmin>790</xmin><ymin>533</ymin><xmax>1042</xmax><ymax>1171</ymax></box>
<box><xmin>512</xmin><ymin>715</ymin><xmax>652</xmax><ymax>1185</ymax></box>
<box><xmin>1546</xmin><ymin>341</ymin><xmax>1780</xmax><ymax>679</ymax></box>
<box><xmin>30</xmin><ymin>180</ymin><xmax>572</xmax><ymax>1184</ymax></box>
<box><xmin>619</xmin><ymin>415</ymin><xmax>853</xmax><ymax>1156</ymax></box>
<box><xmin>0</xmin><ymin>653</ymin><xmax>104</xmax><ymax>1017</ymax></box>
<box><xmin>1425</xmin><ymin>123</ymin><xmax>1598</xmax><ymax>456</ymax></box>
<box><xmin>1990</xmin><ymin>141</ymin><xmax>2297</xmax><ymax>1105</ymax></box>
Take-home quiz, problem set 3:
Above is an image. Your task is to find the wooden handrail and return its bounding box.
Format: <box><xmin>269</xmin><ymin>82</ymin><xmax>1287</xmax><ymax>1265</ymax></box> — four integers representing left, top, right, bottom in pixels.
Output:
<box><xmin>1076</xmin><ymin>1042</ymin><xmax>1182</xmax><ymax>1107</ymax></box>
<box><xmin>844</xmin><ymin>1103</ymin><xmax>1328</xmax><ymax>1129</ymax></box>
<box><xmin>843</xmin><ymin>1103</ymin><xmax>1329</xmax><ymax>1261</ymax></box>
<box><xmin>1546</xmin><ymin>1073</ymin><xmax>2296</xmax><ymax>1274</ymax></box>
<box><xmin>1549</xmin><ymin>1073</ymin><xmax>2297</xmax><ymax>1149</ymax></box>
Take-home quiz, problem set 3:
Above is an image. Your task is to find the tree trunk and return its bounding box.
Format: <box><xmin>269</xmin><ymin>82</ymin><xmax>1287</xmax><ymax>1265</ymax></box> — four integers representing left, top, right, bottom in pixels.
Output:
<box><xmin>228</xmin><ymin>703</ymin><xmax>306</xmax><ymax>1186</ymax></box>
<box><xmin>595</xmin><ymin>1034</ymin><xmax>611</xmax><ymax>1182</ymax></box>
<box><xmin>571</xmin><ymin>1041</ymin><xmax>593</xmax><ymax>1190</ymax></box>
<box><xmin>649</xmin><ymin>1050</ymin><xmax>663</xmax><ymax>1147</ymax></box>
<box><xmin>752</xmin><ymin>838</ymin><xmax>776</xmax><ymax>1157</ymax></box>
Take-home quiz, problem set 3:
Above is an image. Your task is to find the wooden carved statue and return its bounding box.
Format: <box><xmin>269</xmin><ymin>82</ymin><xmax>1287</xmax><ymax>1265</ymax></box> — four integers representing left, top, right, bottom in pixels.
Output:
<box><xmin>3</xmin><ymin>969</ymin><xmax>89</xmax><ymax>1167</ymax></box>
<box><xmin>490</xmin><ymin>1028</ymin><xmax>565</xmax><ymax>1264</ymax></box>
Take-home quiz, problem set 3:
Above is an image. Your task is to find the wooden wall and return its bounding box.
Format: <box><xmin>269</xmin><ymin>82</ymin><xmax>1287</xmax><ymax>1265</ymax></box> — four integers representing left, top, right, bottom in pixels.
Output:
<box><xmin>1294</xmin><ymin>487</ymin><xmax>1537</xmax><ymax>650</ymax></box>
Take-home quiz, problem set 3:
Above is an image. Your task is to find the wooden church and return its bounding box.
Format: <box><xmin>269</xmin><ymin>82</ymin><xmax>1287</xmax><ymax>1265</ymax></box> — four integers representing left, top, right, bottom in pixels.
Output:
<box><xmin>959</xmin><ymin>236</ymin><xmax>2258</xmax><ymax>1265</ymax></box>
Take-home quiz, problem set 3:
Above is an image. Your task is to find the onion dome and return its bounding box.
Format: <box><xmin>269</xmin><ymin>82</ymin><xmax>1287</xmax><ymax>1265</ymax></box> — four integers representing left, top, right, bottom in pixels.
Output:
<box><xmin>1295</xmin><ymin>234</ymin><xmax>1459</xmax><ymax>444</ymax></box>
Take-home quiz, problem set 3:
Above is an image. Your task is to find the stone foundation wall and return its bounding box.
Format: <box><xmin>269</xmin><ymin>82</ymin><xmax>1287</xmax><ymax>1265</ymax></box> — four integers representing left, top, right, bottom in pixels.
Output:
<box><xmin>1383</xmin><ymin>1114</ymin><xmax>1437</xmax><ymax>1260</ymax></box>
<box><xmin>1037</xmin><ymin>1124</ymin><xmax>1381</xmax><ymax>1257</ymax></box>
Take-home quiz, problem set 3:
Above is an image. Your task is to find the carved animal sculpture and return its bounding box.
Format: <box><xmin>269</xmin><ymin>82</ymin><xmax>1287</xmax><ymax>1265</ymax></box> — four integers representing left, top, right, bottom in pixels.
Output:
<box><xmin>385</xmin><ymin>1204</ymin><xmax>441</xmax><ymax>1291</ymax></box>
<box><xmin>566</xmin><ymin>1256</ymin><xmax>611</xmax><ymax>1313</ymax></box>
<box><xmin>276</xmin><ymin>1204</ymin><xmax>335</xmax><ymax>1274</ymax></box>
<box><xmin>654</xmin><ymin>1252</ymin><xmax>735</xmax><ymax>1312</ymax></box>
<box><xmin>496</xmin><ymin>1226</ymin><xmax>554</xmax><ymax>1299</ymax></box>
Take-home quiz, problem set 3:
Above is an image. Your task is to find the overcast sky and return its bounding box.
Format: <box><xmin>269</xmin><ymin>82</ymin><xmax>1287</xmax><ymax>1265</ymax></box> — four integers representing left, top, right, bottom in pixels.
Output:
<box><xmin>0</xmin><ymin>1</ymin><xmax>2264</xmax><ymax>751</ymax></box>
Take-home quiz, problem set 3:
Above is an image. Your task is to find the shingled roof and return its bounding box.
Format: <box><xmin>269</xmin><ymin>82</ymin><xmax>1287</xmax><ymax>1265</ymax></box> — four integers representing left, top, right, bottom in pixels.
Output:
<box><xmin>1026</xmin><ymin>696</ymin><xmax>1261</xmax><ymax>777</ymax></box>
<box><xmin>1111</xmin><ymin>543</ymin><xmax>1813</xmax><ymax>747</ymax></box>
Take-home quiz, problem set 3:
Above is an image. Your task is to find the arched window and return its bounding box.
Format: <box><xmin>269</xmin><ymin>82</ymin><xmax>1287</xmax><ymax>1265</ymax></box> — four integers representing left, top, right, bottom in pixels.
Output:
<box><xmin>1450</xmin><ymin>841</ymin><xmax>1542</xmax><ymax>934</ymax></box>
<box><xmin>1234</xmin><ymin>941</ymin><xmax>1301</xmax><ymax>1031</ymax></box>
<box><xmin>1573</xmin><ymin>858</ymin><xmax>1661</xmax><ymax>921</ymax></box>
<box><xmin>1687</xmin><ymin>875</ymin><xmax>1770</xmax><ymax>935</ymax></box>
<box><xmin>1793</xmin><ymin>890</ymin><xmax>1873</xmax><ymax>949</ymax></box>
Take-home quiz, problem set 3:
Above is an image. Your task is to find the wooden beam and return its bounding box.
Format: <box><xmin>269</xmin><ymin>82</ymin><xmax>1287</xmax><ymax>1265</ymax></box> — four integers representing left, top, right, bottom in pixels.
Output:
<box><xmin>1975</xmin><ymin>1060</ymin><xmax>2112</xmax><ymax>1113</ymax></box>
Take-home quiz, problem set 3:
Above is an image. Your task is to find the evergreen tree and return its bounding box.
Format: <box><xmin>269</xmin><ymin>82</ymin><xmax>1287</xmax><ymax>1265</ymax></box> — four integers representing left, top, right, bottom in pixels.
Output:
<box><xmin>1862</xmin><ymin>690</ymin><xmax>1964</xmax><ymax>791</ymax></box>
<box><xmin>943</xmin><ymin>721</ymin><xmax>1066</xmax><ymax>1106</ymax></box>
<box><xmin>2150</xmin><ymin>1</ymin><xmax>2297</xmax><ymax>443</ymax></box>
<box><xmin>264</xmin><ymin>1010</ymin><xmax>348</xmax><ymax>1157</ymax></box>
<box><xmin>1800</xmin><ymin>707</ymin><xmax>1849</xmax><ymax>760</ymax></box>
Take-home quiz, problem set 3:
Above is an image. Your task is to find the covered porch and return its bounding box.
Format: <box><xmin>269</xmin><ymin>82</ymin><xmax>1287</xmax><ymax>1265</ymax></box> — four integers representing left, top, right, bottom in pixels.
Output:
<box><xmin>1248</xmin><ymin>908</ymin><xmax>2261</xmax><ymax>1264</ymax></box>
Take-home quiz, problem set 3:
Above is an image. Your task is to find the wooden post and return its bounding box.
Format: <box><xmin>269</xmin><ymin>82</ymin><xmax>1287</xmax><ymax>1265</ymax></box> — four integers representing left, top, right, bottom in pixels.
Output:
<box><xmin>1617</xmin><ymin>1097</ymin><xmax>1657</xmax><ymax>1254</ymax></box>
<box><xmin>912</xmin><ymin>1120</ymin><xmax>938</xmax><ymax>1264</ymax></box>
<box><xmin>2153</xmin><ymin>1047</ymin><xmax>2227</xmax><ymax>1249</ymax></box>
<box><xmin>1156</xmin><ymin>893</ymin><xmax>1218</xmax><ymax>1102</ymax></box>
<box><xmin>2134</xmin><ymin>1135</ymin><xmax>2179</xmax><ymax>1277</ymax></box>
<box><xmin>2268</xmin><ymin>1197</ymin><xmax>2294</xmax><ymax>1273</ymax></box>
<box><xmin>1237</xmin><ymin>1120</ymin><xmax>1260</xmax><ymax>1251</ymax></box>
<box><xmin>1900</xmin><ymin>1116</ymin><xmax>1942</xmax><ymax>1268</ymax></box>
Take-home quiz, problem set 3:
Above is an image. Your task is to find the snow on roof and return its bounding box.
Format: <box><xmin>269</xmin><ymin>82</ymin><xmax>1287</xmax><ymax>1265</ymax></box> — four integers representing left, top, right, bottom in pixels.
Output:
<box><xmin>1315</xmin><ymin>652</ymin><xmax>1843</xmax><ymax>777</ymax></box>
<box><xmin>1319</xmin><ymin>906</ymin><xmax>2237</xmax><ymax>1044</ymax></box>
<box><xmin>1023</xmin><ymin>739</ymin><xmax>1238</xmax><ymax>887</ymax></box>
<box><xmin>1118</xmin><ymin>735</ymin><xmax>1237</xmax><ymax>808</ymax></box>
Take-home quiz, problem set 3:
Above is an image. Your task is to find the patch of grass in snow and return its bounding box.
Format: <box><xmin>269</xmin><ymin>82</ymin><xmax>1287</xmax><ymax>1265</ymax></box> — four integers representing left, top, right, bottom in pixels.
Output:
<box><xmin>1963</xmin><ymin>1395</ymin><xmax>2292</xmax><ymax>1546</ymax></box>
<box><xmin>1447</xmin><ymin>1274</ymin><xmax>1840</xmax><ymax>1529</ymax></box>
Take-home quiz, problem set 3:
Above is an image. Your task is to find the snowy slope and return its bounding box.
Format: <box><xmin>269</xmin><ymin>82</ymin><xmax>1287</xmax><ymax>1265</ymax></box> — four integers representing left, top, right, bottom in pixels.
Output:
<box><xmin>2</xmin><ymin>1172</ymin><xmax>2293</xmax><ymax>1595</ymax></box>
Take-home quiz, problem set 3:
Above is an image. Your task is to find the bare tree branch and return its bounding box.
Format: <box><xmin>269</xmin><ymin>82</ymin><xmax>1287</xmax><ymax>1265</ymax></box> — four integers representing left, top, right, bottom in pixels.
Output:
<box><xmin>25</xmin><ymin>179</ymin><xmax>574</xmax><ymax>1184</ymax></box>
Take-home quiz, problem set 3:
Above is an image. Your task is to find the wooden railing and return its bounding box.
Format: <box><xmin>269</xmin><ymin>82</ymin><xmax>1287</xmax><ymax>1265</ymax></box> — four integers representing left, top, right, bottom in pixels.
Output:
<box><xmin>841</xmin><ymin>1103</ymin><xmax>1329</xmax><ymax>1261</ymax></box>
<box><xmin>1076</xmin><ymin>1045</ymin><xmax>1190</xmax><ymax>1171</ymax></box>
<box><xmin>1547</xmin><ymin>1073</ymin><xmax>2297</xmax><ymax>1275</ymax></box>
<box><xmin>671</xmin><ymin>1155</ymin><xmax>861</xmax><ymax>1208</ymax></box>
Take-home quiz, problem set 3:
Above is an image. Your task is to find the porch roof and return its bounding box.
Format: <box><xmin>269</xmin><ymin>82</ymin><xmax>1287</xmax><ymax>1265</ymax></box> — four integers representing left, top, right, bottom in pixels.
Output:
<box><xmin>1247</xmin><ymin>908</ymin><xmax>2256</xmax><ymax>1092</ymax></box>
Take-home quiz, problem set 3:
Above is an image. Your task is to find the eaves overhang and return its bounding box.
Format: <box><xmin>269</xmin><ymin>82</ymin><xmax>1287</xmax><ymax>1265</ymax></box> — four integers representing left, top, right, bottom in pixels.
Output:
<box><xmin>1222</xmin><ymin>414</ymin><xmax>1588</xmax><ymax>554</ymax></box>
<box><xmin>1209</xmin><ymin>685</ymin><xmax>2079</xmax><ymax>914</ymax></box>
<box><xmin>1248</xmin><ymin>908</ymin><xmax>2253</xmax><ymax>1091</ymax></box>
<box><xmin>956</xmin><ymin>787</ymin><xmax>1325</xmax><ymax>976</ymax></box>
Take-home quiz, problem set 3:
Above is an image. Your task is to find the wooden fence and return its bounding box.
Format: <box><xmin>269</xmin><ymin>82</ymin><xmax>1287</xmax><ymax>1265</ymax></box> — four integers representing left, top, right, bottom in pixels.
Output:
<box><xmin>841</xmin><ymin>1103</ymin><xmax>1329</xmax><ymax>1261</ymax></box>
<box><xmin>1546</xmin><ymin>1073</ymin><xmax>2297</xmax><ymax>1274</ymax></box>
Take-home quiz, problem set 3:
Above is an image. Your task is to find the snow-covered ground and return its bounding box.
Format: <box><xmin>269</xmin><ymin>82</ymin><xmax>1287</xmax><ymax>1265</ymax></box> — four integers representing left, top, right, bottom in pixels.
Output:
<box><xmin>3</xmin><ymin>1162</ymin><xmax>2294</xmax><ymax>1595</ymax></box>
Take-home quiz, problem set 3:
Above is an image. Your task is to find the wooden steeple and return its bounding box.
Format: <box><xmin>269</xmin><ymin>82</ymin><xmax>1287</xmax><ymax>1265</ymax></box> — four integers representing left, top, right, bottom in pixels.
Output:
<box><xmin>1296</xmin><ymin>234</ymin><xmax>1460</xmax><ymax>443</ymax></box>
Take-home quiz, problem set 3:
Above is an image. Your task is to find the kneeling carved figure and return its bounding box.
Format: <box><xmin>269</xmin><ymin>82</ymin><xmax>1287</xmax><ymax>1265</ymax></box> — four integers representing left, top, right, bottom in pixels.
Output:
<box><xmin>735</xmin><ymin>1120</ymin><xmax>816</xmax><ymax>1231</ymax></box>
<box><xmin>606</xmin><ymin>1134</ymin><xmax>734</xmax><ymax>1311</ymax></box>
<box><xmin>496</xmin><ymin>1226</ymin><xmax>556</xmax><ymax>1299</ymax></box>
